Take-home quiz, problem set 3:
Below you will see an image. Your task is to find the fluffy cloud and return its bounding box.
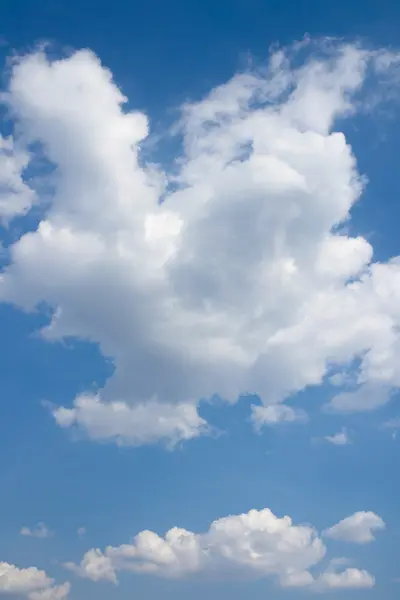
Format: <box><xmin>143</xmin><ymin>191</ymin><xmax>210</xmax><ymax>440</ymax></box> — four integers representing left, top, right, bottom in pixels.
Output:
<box><xmin>0</xmin><ymin>134</ymin><xmax>36</xmax><ymax>221</ymax></box>
<box><xmin>65</xmin><ymin>506</ymin><xmax>375</xmax><ymax>590</ymax></box>
<box><xmin>2</xmin><ymin>41</ymin><xmax>400</xmax><ymax>445</ymax></box>
<box><xmin>316</xmin><ymin>568</ymin><xmax>375</xmax><ymax>589</ymax></box>
<box><xmin>51</xmin><ymin>394</ymin><xmax>208</xmax><ymax>447</ymax></box>
<box><xmin>20</xmin><ymin>522</ymin><xmax>53</xmax><ymax>538</ymax></box>
<box><xmin>27</xmin><ymin>583</ymin><xmax>70</xmax><ymax>600</ymax></box>
<box><xmin>324</xmin><ymin>428</ymin><xmax>351</xmax><ymax>445</ymax></box>
<box><xmin>323</xmin><ymin>511</ymin><xmax>385</xmax><ymax>543</ymax></box>
<box><xmin>0</xmin><ymin>562</ymin><xmax>69</xmax><ymax>600</ymax></box>
<box><xmin>283</xmin><ymin>565</ymin><xmax>375</xmax><ymax>590</ymax></box>
<box><xmin>65</xmin><ymin>549</ymin><xmax>117</xmax><ymax>584</ymax></box>
<box><xmin>65</xmin><ymin>507</ymin><xmax>325</xmax><ymax>583</ymax></box>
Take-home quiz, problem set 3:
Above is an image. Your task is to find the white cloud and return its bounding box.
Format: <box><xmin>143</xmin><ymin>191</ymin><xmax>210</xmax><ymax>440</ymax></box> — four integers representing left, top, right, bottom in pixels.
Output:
<box><xmin>0</xmin><ymin>134</ymin><xmax>36</xmax><ymax>221</ymax></box>
<box><xmin>0</xmin><ymin>562</ymin><xmax>69</xmax><ymax>600</ymax></box>
<box><xmin>66</xmin><ymin>507</ymin><xmax>326</xmax><ymax>583</ymax></box>
<box><xmin>65</xmin><ymin>549</ymin><xmax>116</xmax><ymax>584</ymax></box>
<box><xmin>283</xmin><ymin>566</ymin><xmax>375</xmax><ymax>590</ymax></box>
<box><xmin>316</xmin><ymin>568</ymin><xmax>375</xmax><ymax>590</ymax></box>
<box><xmin>28</xmin><ymin>583</ymin><xmax>70</xmax><ymax>600</ymax></box>
<box><xmin>51</xmin><ymin>394</ymin><xmax>208</xmax><ymax>447</ymax></box>
<box><xmin>324</xmin><ymin>428</ymin><xmax>351</xmax><ymax>445</ymax></box>
<box><xmin>251</xmin><ymin>404</ymin><xmax>308</xmax><ymax>427</ymax></box>
<box><xmin>323</xmin><ymin>511</ymin><xmax>385</xmax><ymax>543</ymax></box>
<box><xmin>65</xmin><ymin>506</ymin><xmax>376</xmax><ymax>589</ymax></box>
<box><xmin>0</xmin><ymin>562</ymin><xmax>52</xmax><ymax>594</ymax></box>
<box><xmin>20</xmin><ymin>523</ymin><xmax>53</xmax><ymax>539</ymax></box>
<box><xmin>2</xmin><ymin>41</ymin><xmax>400</xmax><ymax>445</ymax></box>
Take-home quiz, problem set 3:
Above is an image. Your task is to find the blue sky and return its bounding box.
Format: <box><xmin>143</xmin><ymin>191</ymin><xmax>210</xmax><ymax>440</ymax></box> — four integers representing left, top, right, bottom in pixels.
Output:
<box><xmin>1</xmin><ymin>1</ymin><xmax>400</xmax><ymax>599</ymax></box>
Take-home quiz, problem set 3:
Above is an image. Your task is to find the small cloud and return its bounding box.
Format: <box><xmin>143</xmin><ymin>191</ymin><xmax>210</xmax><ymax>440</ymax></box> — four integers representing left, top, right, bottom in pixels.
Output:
<box><xmin>20</xmin><ymin>523</ymin><xmax>53</xmax><ymax>539</ymax></box>
<box><xmin>323</xmin><ymin>511</ymin><xmax>385</xmax><ymax>544</ymax></box>
<box><xmin>77</xmin><ymin>527</ymin><xmax>86</xmax><ymax>538</ymax></box>
<box><xmin>49</xmin><ymin>395</ymin><xmax>208</xmax><ymax>448</ymax></box>
<box><xmin>325</xmin><ymin>428</ymin><xmax>351</xmax><ymax>445</ymax></box>
<box><xmin>251</xmin><ymin>404</ymin><xmax>308</xmax><ymax>429</ymax></box>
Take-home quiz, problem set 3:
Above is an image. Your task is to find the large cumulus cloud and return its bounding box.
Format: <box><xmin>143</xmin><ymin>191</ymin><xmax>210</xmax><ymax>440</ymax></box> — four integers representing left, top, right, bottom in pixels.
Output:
<box><xmin>1</xmin><ymin>40</ymin><xmax>400</xmax><ymax>445</ymax></box>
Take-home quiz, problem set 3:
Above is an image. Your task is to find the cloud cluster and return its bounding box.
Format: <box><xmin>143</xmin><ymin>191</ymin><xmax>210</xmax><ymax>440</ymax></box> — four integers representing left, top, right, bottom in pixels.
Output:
<box><xmin>1</xmin><ymin>41</ymin><xmax>400</xmax><ymax>446</ymax></box>
<box><xmin>65</xmin><ymin>507</ymin><xmax>381</xmax><ymax>590</ymax></box>
<box><xmin>0</xmin><ymin>562</ymin><xmax>69</xmax><ymax>600</ymax></box>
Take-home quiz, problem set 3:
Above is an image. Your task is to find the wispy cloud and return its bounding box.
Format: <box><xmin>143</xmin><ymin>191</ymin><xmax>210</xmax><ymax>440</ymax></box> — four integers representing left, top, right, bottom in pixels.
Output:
<box><xmin>20</xmin><ymin>523</ymin><xmax>53</xmax><ymax>539</ymax></box>
<box><xmin>324</xmin><ymin>428</ymin><xmax>351</xmax><ymax>446</ymax></box>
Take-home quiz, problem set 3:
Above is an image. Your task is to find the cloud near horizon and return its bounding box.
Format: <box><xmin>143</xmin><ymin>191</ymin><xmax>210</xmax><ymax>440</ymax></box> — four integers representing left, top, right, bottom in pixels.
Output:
<box><xmin>64</xmin><ymin>506</ymin><xmax>380</xmax><ymax>590</ymax></box>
